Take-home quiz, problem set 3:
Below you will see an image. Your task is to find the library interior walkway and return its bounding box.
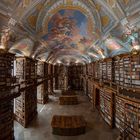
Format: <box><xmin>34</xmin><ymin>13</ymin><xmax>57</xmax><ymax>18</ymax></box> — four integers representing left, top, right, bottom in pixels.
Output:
<box><xmin>14</xmin><ymin>91</ymin><xmax>119</xmax><ymax>140</ymax></box>
<box><xmin>0</xmin><ymin>1</ymin><xmax>140</xmax><ymax>140</ymax></box>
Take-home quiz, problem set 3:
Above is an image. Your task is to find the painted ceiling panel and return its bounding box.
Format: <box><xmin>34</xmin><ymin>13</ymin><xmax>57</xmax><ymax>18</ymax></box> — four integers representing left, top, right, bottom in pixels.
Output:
<box><xmin>118</xmin><ymin>0</ymin><xmax>140</xmax><ymax>15</ymax></box>
<box><xmin>9</xmin><ymin>38</ymin><xmax>34</xmax><ymax>57</ymax></box>
<box><xmin>41</xmin><ymin>9</ymin><xmax>96</xmax><ymax>53</ymax></box>
<box><xmin>0</xmin><ymin>0</ymin><xmax>140</xmax><ymax>65</ymax></box>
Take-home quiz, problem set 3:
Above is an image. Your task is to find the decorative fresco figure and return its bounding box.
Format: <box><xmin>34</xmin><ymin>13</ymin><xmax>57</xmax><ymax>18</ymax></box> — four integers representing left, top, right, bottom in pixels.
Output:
<box><xmin>42</xmin><ymin>9</ymin><xmax>97</xmax><ymax>54</ymax></box>
<box><xmin>104</xmin><ymin>37</ymin><xmax>129</xmax><ymax>57</ymax></box>
<box><xmin>123</xmin><ymin>25</ymin><xmax>140</xmax><ymax>51</ymax></box>
<box><xmin>0</xmin><ymin>28</ymin><xmax>11</xmax><ymax>51</ymax></box>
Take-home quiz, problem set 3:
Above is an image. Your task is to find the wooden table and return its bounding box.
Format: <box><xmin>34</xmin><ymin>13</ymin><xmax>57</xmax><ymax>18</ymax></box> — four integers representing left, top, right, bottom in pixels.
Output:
<box><xmin>62</xmin><ymin>90</ymin><xmax>76</xmax><ymax>96</ymax></box>
<box><xmin>51</xmin><ymin>115</ymin><xmax>86</xmax><ymax>136</ymax></box>
<box><xmin>59</xmin><ymin>95</ymin><xmax>78</xmax><ymax>105</ymax></box>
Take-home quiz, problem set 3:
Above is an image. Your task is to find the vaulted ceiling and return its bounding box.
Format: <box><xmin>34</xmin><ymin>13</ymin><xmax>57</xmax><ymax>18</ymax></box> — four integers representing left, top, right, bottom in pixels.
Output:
<box><xmin>0</xmin><ymin>0</ymin><xmax>140</xmax><ymax>65</ymax></box>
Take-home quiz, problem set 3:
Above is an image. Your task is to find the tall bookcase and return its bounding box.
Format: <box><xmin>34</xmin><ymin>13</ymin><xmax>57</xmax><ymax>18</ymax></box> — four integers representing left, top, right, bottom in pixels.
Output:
<box><xmin>113</xmin><ymin>53</ymin><xmax>140</xmax><ymax>90</ymax></box>
<box><xmin>37</xmin><ymin>61</ymin><xmax>48</xmax><ymax>104</ymax></box>
<box><xmin>115</xmin><ymin>93</ymin><xmax>140</xmax><ymax>139</ymax></box>
<box><xmin>68</xmin><ymin>66</ymin><xmax>82</xmax><ymax>90</ymax></box>
<box><xmin>99</xmin><ymin>88</ymin><xmax>115</xmax><ymax>128</ymax></box>
<box><xmin>94</xmin><ymin>62</ymin><xmax>100</xmax><ymax>81</ymax></box>
<box><xmin>87</xmin><ymin>79</ymin><xmax>93</xmax><ymax>101</ymax></box>
<box><xmin>131</xmin><ymin>54</ymin><xmax>140</xmax><ymax>89</ymax></box>
<box><xmin>81</xmin><ymin>52</ymin><xmax>140</xmax><ymax>139</ymax></box>
<box><xmin>47</xmin><ymin>64</ymin><xmax>54</xmax><ymax>94</ymax></box>
<box><xmin>0</xmin><ymin>50</ymin><xmax>16</xmax><ymax>140</ymax></box>
<box><xmin>14</xmin><ymin>57</ymin><xmax>37</xmax><ymax>127</ymax></box>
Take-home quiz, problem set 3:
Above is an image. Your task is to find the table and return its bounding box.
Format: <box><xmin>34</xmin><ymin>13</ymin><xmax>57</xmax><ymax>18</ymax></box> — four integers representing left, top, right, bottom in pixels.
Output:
<box><xmin>59</xmin><ymin>95</ymin><xmax>78</xmax><ymax>105</ymax></box>
<box><xmin>51</xmin><ymin>115</ymin><xmax>86</xmax><ymax>136</ymax></box>
<box><xmin>62</xmin><ymin>90</ymin><xmax>76</xmax><ymax>95</ymax></box>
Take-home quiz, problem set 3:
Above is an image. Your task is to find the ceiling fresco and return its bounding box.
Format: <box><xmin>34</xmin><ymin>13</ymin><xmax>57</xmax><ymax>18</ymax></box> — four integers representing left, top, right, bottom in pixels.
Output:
<box><xmin>0</xmin><ymin>0</ymin><xmax>140</xmax><ymax>65</ymax></box>
<box><xmin>9</xmin><ymin>38</ymin><xmax>34</xmax><ymax>57</ymax></box>
<box><xmin>41</xmin><ymin>9</ymin><xmax>96</xmax><ymax>53</ymax></box>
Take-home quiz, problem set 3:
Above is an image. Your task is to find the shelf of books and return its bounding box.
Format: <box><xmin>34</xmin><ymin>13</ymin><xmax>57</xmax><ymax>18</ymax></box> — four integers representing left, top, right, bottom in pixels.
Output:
<box><xmin>87</xmin><ymin>63</ymin><xmax>93</xmax><ymax>76</ymax></box>
<box><xmin>87</xmin><ymin>79</ymin><xmax>93</xmax><ymax>101</ymax></box>
<box><xmin>114</xmin><ymin>56</ymin><xmax>124</xmax><ymax>86</ymax></box>
<box><xmin>115</xmin><ymin>94</ymin><xmax>140</xmax><ymax>139</ymax></box>
<box><xmin>94</xmin><ymin>62</ymin><xmax>100</xmax><ymax>81</ymax></box>
<box><xmin>37</xmin><ymin>61</ymin><xmax>48</xmax><ymax>104</ymax></box>
<box><xmin>123</xmin><ymin>56</ymin><xmax>131</xmax><ymax>88</ymax></box>
<box><xmin>15</xmin><ymin>57</ymin><xmax>37</xmax><ymax>127</ymax></box>
<box><xmin>67</xmin><ymin>66</ymin><xmax>83</xmax><ymax>90</ymax></box>
<box><xmin>98</xmin><ymin>58</ymin><xmax>113</xmax><ymax>86</ymax></box>
<box><xmin>37</xmin><ymin>61</ymin><xmax>45</xmax><ymax>78</ymax></box>
<box><xmin>99</xmin><ymin>61</ymin><xmax>103</xmax><ymax>80</ymax></box>
<box><xmin>99</xmin><ymin>88</ymin><xmax>115</xmax><ymax>128</ymax></box>
<box><xmin>113</xmin><ymin>54</ymin><xmax>140</xmax><ymax>90</ymax></box>
<box><xmin>131</xmin><ymin>54</ymin><xmax>140</xmax><ymax>90</ymax></box>
<box><xmin>107</xmin><ymin>59</ymin><xmax>112</xmax><ymax>82</ymax></box>
<box><xmin>0</xmin><ymin>50</ymin><xmax>17</xmax><ymax>140</ymax></box>
<box><xmin>83</xmin><ymin>64</ymin><xmax>87</xmax><ymax>76</ymax></box>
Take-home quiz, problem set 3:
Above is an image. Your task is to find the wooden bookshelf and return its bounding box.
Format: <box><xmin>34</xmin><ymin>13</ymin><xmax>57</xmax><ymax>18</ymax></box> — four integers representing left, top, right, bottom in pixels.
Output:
<box><xmin>87</xmin><ymin>79</ymin><xmax>93</xmax><ymax>101</ymax></box>
<box><xmin>113</xmin><ymin>53</ymin><xmax>140</xmax><ymax>90</ymax></box>
<box><xmin>115</xmin><ymin>93</ymin><xmax>140</xmax><ymax>139</ymax></box>
<box><xmin>87</xmin><ymin>63</ymin><xmax>93</xmax><ymax>76</ymax></box>
<box><xmin>99</xmin><ymin>88</ymin><xmax>115</xmax><ymax>128</ymax></box>
<box><xmin>59</xmin><ymin>96</ymin><xmax>78</xmax><ymax>105</ymax></box>
<box><xmin>94</xmin><ymin>62</ymin><xmax>100</xmax><ymax>80</ymax></box>
<box><xmin>37</xmin><ymin>61</ymin><xmax>48</xmax><ymax>104</ymax></box>
<box><xmin>0</xmin><ymin>101</ymin><xmax>14</xmax><ymax>140</ymax></box>
<box><xmin>37</xmin><ymin>61</ymin><xmax>45</xmax><ymax>78</ymax></box>
<box><xmin>68</xmin><ymin>65</ymin><xmax>83</xmax><ymax>90</ymax></box>
<box><xmin>131</xmin><ymin>54</ymin><xmax>140</xmax><ymax>89</ymax></box>
<box><xmin>15</xmin><ymin>57</ymin><xmax>37</xmax><ymax>127</ymax></box>
<box><xmin>0</xmin><ymin>50</ymin><xmax>18</xmax><ymax>140</ymax></box>
<box><xmin>37</xmin><ymin>82</ymin><xmax>48</xmax><ymax>104</ymax></box>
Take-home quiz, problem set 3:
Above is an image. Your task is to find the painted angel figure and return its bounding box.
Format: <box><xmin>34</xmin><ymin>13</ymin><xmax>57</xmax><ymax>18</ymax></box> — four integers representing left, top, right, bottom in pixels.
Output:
<box><xmin>0</xmin><ymin>28</ymin><xmax>11</xmax><ymax>50</ymax></box>
<box><xmin>124</xmin><ymin>25</ymin><xmax>140</xmax><ymax>51</ymax></box>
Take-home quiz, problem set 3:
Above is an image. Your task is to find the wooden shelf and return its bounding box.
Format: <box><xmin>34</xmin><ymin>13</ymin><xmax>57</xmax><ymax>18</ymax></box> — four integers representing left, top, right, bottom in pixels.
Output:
<box><xmin>59</xmin><ymin>96</ymin><xmax>78</xmax><ymax>105</ymax></box>
<box><xmin>115</xmin><ymin>94</ymin><xmax>140</xmax><ymax>139</ymax></box>
<box><xmin>15</xmin><ymin>57</ymin><xmax>37</xmax><ymax>127</ymax></box>
<box><xmin>0</xmin><ymin>51</ymin><xmax>15</xmax><ymax>140</ymax></box>
<box><xmin>37</xmin><ymin>61</ymin><xmax>48</xmax><ymax>104</ymax></box>
<box><xmin>99</xmin><ymin>88</ymin><xmax>115</xmax><ymax>128</ymax></box>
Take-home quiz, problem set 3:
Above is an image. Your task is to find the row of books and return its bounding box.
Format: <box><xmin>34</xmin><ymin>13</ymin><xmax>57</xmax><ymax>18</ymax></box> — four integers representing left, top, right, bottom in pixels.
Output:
<box><xmin>115</xmin><ymin>95</ymin><xmax>140</xmax><ymax>139</ymax></box>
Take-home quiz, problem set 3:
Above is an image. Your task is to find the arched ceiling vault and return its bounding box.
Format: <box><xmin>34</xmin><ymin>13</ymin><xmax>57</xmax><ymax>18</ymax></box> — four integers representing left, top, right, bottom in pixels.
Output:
<box><xmin>0</xmin><ymin>0</ymin><xmax>140</xmax><ymax>65</ymax></box>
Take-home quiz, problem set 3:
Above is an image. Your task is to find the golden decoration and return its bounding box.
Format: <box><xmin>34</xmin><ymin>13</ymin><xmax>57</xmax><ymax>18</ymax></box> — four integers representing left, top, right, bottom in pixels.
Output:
<box><xmin>23</xmin><ymin>0</ymin><xmax>30</xmax><ymax>6</ymax></box>
<box><xmin>106</xmin><ymin>0</ymin><xmax>116</xmax><ymax>7</ymax></box>
<box><xmin>66</xmin><ymin>0</ymin><xmax>73</xmax><ymax>5</ymax></box>
<box><xmin>28</xmin><ymin>15</ymin><xmax>37</xmax><ymax>28</ymax></box>
<box><xmin>123</xmin><ymin>0</ymin><xmax>129</xmax><ymax>5</ymax></box>
<box><xmin>101</xmin><ymin>16</ymin><xmax>109</xmax><ymax>27</ymax></box>
<box><xmin>95</xmin><ymin>4</ymin><xmax>101</xmax><ymax>11</ymax></box>
<box><xmin>36</xmin><ymin>4</ymin><xmax>44</xmax><ymax>11</ymax></box>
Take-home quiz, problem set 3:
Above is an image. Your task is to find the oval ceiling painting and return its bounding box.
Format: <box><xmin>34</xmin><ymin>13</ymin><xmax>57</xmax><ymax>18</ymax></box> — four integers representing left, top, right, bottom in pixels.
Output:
<box><xmin>41</xmin><ymin>9</ymin><xmax>96</xmax><ymax>53</ymax></box>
